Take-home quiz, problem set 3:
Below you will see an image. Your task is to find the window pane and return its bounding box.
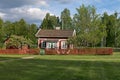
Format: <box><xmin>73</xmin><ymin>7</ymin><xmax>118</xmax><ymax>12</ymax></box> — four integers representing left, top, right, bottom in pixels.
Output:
<box><xmin>47</xmin><ymin>42</ymin><xmax>51</xmax><ymax>48</ymax></box>
<box><xmin>52</xmin><ymin>43</ymin><xmax>57</xmax><ymax>48</ymax></box>
<box><xmin>61</xmin><ymin>41</ymin><xmax>67</xmax><ymax>49</ymax></box>
<box><xmin>41</xmin><ymin>42</ymin><xmax>46</xmax><ymax>48</ymax></box>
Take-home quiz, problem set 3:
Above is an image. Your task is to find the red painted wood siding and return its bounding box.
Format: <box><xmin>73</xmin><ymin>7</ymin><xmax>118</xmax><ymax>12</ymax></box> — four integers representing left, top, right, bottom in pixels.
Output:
<box><xmin>0</xmin><ymin>49</ymin><xmax>39</xmax><ymax>55</ymax></box>
<box><xmin>45</xmin><ymin>48</ymin><xmax>113</xmax><ymax>55</ymax></box>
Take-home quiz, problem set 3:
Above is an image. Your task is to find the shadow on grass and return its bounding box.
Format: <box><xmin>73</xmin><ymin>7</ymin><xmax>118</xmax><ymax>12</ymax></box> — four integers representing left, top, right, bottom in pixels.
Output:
<box><xmin>0</xmin><ymin>57</ymin><xmax>120</xmax><ymax>80</ymax></box>
<box><xmin>0</xmin><ymin>57</ymin><xmax>20</xmax><ymax>61</ymax></box>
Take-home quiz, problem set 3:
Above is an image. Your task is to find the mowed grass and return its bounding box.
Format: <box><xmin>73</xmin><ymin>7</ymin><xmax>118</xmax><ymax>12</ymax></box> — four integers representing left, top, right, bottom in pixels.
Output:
<box><xmin>0</xmin><ymin>53</ymin><xmax>120</xmax><ymax>80</ymax></box>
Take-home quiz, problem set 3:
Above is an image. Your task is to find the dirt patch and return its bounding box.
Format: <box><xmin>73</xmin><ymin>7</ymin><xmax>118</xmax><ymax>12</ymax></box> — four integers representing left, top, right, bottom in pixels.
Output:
<box><xmin>21</xmin><ymin>56</ymin><xmax>35</xmax><ymax>59</ymax></box>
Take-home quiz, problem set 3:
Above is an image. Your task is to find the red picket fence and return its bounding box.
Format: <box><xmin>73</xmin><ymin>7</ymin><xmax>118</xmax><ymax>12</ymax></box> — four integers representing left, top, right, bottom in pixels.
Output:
<box><xmin>0</xmin><ymin>48</ymin><xmax>113</xmax><ymax>55</ymax></box>
<box><xmin>45</xmin><ymin>48</ymin><xmax>113</xmax><ymax>55</ymax></box>
<box><xmin>0</xmin><ymin>49</ymin><xmax>39</xmax><ymax>55</ymax></box>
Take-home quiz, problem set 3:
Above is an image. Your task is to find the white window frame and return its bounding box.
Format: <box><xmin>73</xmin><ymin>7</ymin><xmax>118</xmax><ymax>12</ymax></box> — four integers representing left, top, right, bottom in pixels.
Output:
<box><xmin>46</xmin><ymin>42</ymin><xmax>51</xmax><ymax>49</ymax></box>
<box><xmin>61</xmin><ymin>41</ymin><xmax>67</xmax><ymax>49</ymax></box>
<box><xmin>52</xmin><ymin>42</ymin><xmax>57</xmax><ymax>48</ymax></box>
<box><xmin>46</xmin><ymin>42</ymin><xmax>57</xmax><ymax>49</ymax></box>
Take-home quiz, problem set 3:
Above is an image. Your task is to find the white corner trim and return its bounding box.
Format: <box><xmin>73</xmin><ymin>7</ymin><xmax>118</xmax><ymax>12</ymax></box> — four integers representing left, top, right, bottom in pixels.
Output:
<box><xmin>35</xmin><ymin>28</ymin><xmax>41</xmax><ymax>37</ymax></box>
<box><xmin>73</xmin><ymin>29</ymin><xmax>76</xmax><ymax>36</ymax></box>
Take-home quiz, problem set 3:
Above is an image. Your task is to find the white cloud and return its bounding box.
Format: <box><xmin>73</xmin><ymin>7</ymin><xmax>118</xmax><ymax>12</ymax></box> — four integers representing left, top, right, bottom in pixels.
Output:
<box><xmin>2</xmin><ymin>6</ymin><xmax>52</xmax><ymax>24</ymax></box>
<box><xmin>29</xmin><ymin>8</ymin><xmax>48</xmax><ymax>19</ymax></box>
<box><xmin>0</xmin><ymin>0</ymin><xmax>51</xmax><ymax>24</ymax></box>
<box><xmin>27</xmin><ymin>7</ymin><xmax>50</xmax><ymax>19</ymax></box>
<box><xmin>0</xmin><ymin>12</ymin><xmax>6</xmax><ymax>18</ymax></box>
<box><xmin>35</xmin><ymin>1</ymin><xmax>49</xmax><ymax>7</ymax></box>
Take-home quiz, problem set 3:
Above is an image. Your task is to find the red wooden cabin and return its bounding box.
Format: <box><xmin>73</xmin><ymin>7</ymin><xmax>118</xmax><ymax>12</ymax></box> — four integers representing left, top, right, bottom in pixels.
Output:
<box><xmin>35</xmin><ymin>28</ymin><xmax>76</xmax><ymax>49</ymax></box>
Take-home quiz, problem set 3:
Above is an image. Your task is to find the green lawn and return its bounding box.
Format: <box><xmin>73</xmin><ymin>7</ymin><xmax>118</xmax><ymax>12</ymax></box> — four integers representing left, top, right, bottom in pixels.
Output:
<box><xmin>0</xmin><ymin>53</ymin><xmax>120</xmax><ymax>80</ymax></box>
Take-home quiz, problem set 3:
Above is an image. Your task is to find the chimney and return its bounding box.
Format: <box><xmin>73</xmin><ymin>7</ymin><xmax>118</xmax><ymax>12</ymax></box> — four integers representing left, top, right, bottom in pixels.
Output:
<box><xmin>55</xmin><ymin>27</ymin><xmax>60</xmax><ymax>30</ymax></box>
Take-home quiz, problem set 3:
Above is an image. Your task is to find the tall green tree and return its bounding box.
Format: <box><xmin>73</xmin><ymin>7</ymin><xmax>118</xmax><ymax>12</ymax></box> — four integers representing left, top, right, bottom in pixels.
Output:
<box><xmin>61</xmin><ymin>8</ymin><xmax>72</xmax><ymax>30</ymax></box>
<box><xmin>17</xmin><ymin>19</ymin><xmax>29</xmax><ymax>36</ymax></box>
<box><xmin>0</xmin><ymin>18</ymin><xmax>3</xmax><ymax>29</ymax></box>
<box><xmin>40</xmin><ymin>13</ymin><xmax>60</xmax><ymax>29</ymax></box>
<box><xmin>0</xmin><ymin>18</ymin><xmax>5</xmax><ymax>48</ymax></box>
<box><xmin>102</xmin><ymin>12</ymin><xmax>120</xmax><ymax>47</ymax></box>
<box><xmin>3</xmin><ymin>19</ymin><xmax>28</xmax><ymax>37</ymax></box>
<box><xmin>27</xmin><ymin>24</ymin><xmax>38</xmax><ymax>44</ymax></box>
<box><xmin>73</xmin><ymin>4</ymin><xmax>106</xmax><ymax>47</ymax></box>
<box><xmin>3</xmin><ymin>21</ymin><xmax>13</xmax><ymax>36</ymax></box>
<box><xmin>115</xmin><ymin>18</ymin><xmax>120</xmax><ymax>47</ymax></box>
<box><xmin>112</xmin><ymin>12</ymin><xmax>120</xmax><ymax>47</ymax></box>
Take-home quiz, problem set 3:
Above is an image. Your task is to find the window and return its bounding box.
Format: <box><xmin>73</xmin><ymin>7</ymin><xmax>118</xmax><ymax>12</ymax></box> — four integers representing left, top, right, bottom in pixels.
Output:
<box><xmin>46</xmin><ymin>42</ymin><xmax>51</xmax><ymax>48</ymax></box>
<box><xmin>52</xmin><ymin>43</ymin><xmax>57</xmax><ymax>48</ymax></box>
<box><xmin>46</xmin><ymin>42</ymin><xmax>57</xmax><ymax>49</ymax></box>
<box><xmin>61</xmin><ymin>41</ymin><xmax>67</xmax><ymax>49</ymax></box>
<box><xmin>41</xmin><ymin>42</ymin><xmax>46</xmax><ymax>49</ymax></box>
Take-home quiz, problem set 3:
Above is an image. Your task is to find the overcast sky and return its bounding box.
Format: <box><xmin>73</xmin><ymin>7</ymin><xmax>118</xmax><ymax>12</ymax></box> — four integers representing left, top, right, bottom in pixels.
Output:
<box><xmin>0</xmin><ymin>0</ymin><xmax>120</xmax><ymax>26</ymax></box>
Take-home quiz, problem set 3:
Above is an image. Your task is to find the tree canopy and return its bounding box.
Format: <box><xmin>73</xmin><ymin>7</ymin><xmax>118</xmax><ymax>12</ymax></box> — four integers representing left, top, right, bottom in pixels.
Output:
<box><xmin>40</xmin><ymin>13</ymin><xmax>60</xmax><ymax>29</ymax></box>
<box><xmin>5</xmin><ymin>35</ymin><xmax>32</xmax><ymax>49</ymax></box>
<box><xmin>61</xmin><ymin>8</ymin><xmax>73</xmax><ymax>30</ymax></box>
<box><xmin>0</xmin><ymin>18</ymin><xmax>38</xmax><ymax>48</ymax></box>
<box><xmin>72</xmin><ymin>4</ymin><xmax>106</xmax><ymax>47</ymax></box>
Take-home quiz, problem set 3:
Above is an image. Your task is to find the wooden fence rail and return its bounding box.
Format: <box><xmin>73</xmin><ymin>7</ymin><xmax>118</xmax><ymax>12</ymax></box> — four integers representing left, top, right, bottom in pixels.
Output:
<box><xmin>0</xmin><ymin>48</ymin><xmax>113</xmax><ymax>55</ymax></box>
<box><xmin>0</xmin><ymin>49</ymin><xmax>39</xmax><ymax>55</ymax></box>
<box><xmin>45</xmin><ymin>48</ymin><xmax>113</xmax><ymax>55</ymax></box>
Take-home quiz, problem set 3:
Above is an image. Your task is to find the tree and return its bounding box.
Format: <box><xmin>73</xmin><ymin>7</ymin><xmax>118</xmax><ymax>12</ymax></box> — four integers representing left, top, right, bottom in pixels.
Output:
<box><xmin>0</xmin><ymin>18</ymin><xmax>5</xmax><ymax>48</ymax></box>
<box><xmin>40</xmin><ymin>13</ymin><xmax>60</xmax><ymax>29</ymax></box>
<box><xmin>61</xmin><ymin>8</ymin><xmax>73</xmax><ymax>30</ymax></box>
<box><xmin>0</xmin><ymin>18</ymin><xmax>3</xmax><ymax>29</ymax></box>
<box><xmin>16</xmin><ymin>19</ymin><xmax>29</xmax><ymax>37</ymax></box>
<box><xmin>27</xmin><ymin>24</ymin><xmax>38</xmax><ymax>44</ymax></box>
<box><xmin>3</xmin><ymin>19</ymin><xmax>29</xmax><ymax>37</ymax></box>
<box><xmin>101</xmin><ymin>12</ymin><xmax>119</xmax><ymax>47</ymax></box>
<box><xmin>6</xmin><ymin>35</ymin><xmax>33</xmax><ymax>49</ymax></box>
<box><xmin>113</xmin><ymin>12</ymin><xmax>120</xmax><ymax>47</ymax></box>
<box><xmin>1</xmin><ymin>18</ymin><xmax>38</xmax><ymax>48</ymax></box>
<box><xmin>73</xmin><ymin>4</ymin><xmax>106</xmax><ymax>47</ymax></box>
<box><xmin>3</xmin><ymin>21</ymin><xmax>13</xmax><ymax>37</ymax></box>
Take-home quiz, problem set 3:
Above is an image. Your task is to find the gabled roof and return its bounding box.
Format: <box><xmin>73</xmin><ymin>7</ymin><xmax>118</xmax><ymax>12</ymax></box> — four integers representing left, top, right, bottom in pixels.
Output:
<box><xmin>35</xmin><ymin>29</ymin><xmax>76</xmax><ymax>38</ymax></box>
